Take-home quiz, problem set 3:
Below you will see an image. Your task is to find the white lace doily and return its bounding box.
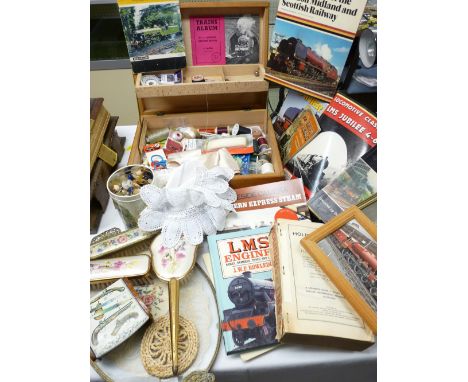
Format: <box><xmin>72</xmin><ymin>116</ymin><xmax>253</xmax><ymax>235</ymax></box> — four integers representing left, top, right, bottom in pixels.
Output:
<box><xmin>138</xmin><ymin>160</ymin><xmax>237</xmax><ymax>248</ymax></box>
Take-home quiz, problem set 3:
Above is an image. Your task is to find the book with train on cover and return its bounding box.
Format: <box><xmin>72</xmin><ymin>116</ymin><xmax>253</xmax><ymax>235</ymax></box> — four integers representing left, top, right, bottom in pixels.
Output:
<box><xmin>269</xmin><ymin>219</ymin><xmax>374</xmax><ymax>343</ymax></box>
<box><xmin>207</xmin><ymin>227</ymin><xmax>278</xmax><ymax>355</ymax></box>
<box><xmin>266</xmin><ymin>0</ymin><xmax>367</xmax><ymax>101</ymax></box>
<box><xmin>224</xmin><ymin>178</ymin><xmax>308</xmax><ymax>231</ymax></box>
<box><xmin>308</xmin><ymin>146</ymin><xmax>377</xmax><ymax>222</ymax></box>
<box><xmin>279</xmin><ymin>106</ymin><xmax>322</xmax><ymax>165</ymax></box>
<box><xmin>273</xmin><ymin>89</ymin><xmax>329</xmax><ymax>139</ymax></box>
<box><xmin>117</xmin><ymin>0</ymin><xmax>186</xmax><ymax>73</ymax></box>
<box><xmin>284</xmin><ymin>92</ymin><xmax>377</xmax><ymax>198</ymax></box>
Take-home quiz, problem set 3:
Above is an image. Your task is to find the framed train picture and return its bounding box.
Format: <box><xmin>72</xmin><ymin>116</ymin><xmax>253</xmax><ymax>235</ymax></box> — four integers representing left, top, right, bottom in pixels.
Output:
<box><xmin>117</xmin><ymin>0</ymin><xmax>186</xmax><ymax>73</ymax></box>
<box><xmin>300</xmin><ymin>206</ymin><xmax>377</xmax><ymax>334</ymax></box>
<box><xmin>207</xmin><ymin>227</ymin><xmax>278</xmax><ymax>355</ymax></box>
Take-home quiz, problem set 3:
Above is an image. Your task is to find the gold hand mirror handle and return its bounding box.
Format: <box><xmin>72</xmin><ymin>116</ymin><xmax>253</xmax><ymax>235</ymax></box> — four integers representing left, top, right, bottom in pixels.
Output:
<box><xmin>150</xmin><ymin>235</ymin><xmax>197</xmax><ymax>376</ymax></box>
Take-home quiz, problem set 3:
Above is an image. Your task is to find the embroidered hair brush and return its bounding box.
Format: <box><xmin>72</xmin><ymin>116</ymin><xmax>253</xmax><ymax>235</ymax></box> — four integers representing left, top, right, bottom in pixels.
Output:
<box><xmin>150</xmin><ymin>234</ymin><xmax>198</xmax><ymax>376</ymax></box>
<box><xmin>90</xmin><ymin>227</ymin><xmax>158</xmax><ymax>289</ymax></box>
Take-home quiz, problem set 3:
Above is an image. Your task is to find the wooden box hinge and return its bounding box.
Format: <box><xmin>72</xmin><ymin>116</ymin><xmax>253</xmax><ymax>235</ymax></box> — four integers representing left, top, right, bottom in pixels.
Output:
<box><xmin>98</xmin><ymin>144</ymin><xmax>118</xmax><ymax>167</ymax></box>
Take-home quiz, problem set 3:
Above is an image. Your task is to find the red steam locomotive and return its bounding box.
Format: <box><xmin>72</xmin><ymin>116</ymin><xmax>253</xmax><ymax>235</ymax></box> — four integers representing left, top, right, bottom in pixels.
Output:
<box><xmin>268</xmin><ymin>37</ymin><xmax>338</xmax><ymax>83</ymax></box>
<box><xmin>333</xmin><ymin>229</ymin><xmax>377</xmax><ymax>277</ymax></box>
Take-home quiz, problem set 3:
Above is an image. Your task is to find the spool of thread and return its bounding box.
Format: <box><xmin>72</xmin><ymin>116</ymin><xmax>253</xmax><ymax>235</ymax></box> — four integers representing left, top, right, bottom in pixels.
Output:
<box><xmin>146</xmin><ymin>128</ymin><xmax>170</xmax><ymax>144</ymax></box>
<box><xmin>251</xmin><ymin>126</ymin><xmax>264</xmax><ymax>139</ymax></box>
<box><xmin>258</xmin><ymin>153</ymin><xmax>270</xmax><ymax>162</ymax></box>
<box><xmin>192</xmin><ymin>74</ymin><xmax>205</xmax><ymax>83</ymax></box>
<box><xmin>260</xmin><ymin>162</ymin><xmax>274</xmax><ymax>174</ymax></box>
<box><xmin>257</xmin><ymin>136</ymin><xmax>269</xmax><ymax>152</ymax></box>
<box><xmin>216</xmin><ymin>126</ymin><xmax>229</xmax><ymax>135</ymax></box>
<box><xmin>252</xmin><ymin>139</ymin><xmax>260</xmax><ymax>154</ymax></box>
<box><xmin>141</xmin><ymin>75</ymin><xmax>159</xmax><ymax>86</ymax></box>
<box><xmin>169</xmin><ymin>131</ymin><xmax>184</xmax><ymax>142</ymax></box>
<box><xmin>198</xmin><ymin>127</ymin><xmax>215</xmax><ymax>134</ymax></box>
<box><xmin>177</xmin><ymin>126</ymin><xmax>198</xmax><ymax>139</ymax></box>
<box><xmin>232</xmin><ymin>123</ymin><xmax>251</xmax><ymax>135</ymax></box>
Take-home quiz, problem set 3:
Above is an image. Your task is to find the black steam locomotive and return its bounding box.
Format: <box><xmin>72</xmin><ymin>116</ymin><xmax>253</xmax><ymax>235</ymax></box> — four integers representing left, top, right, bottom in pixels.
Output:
<box><xmin>221</xmin><ymin>272</ymin><xmax>276</xmax><ymax>347</ymax></box>
<box><xmin>268</xmin><ymin>37</ymin><xmax>338</xmax><ymax>83</ymax></box>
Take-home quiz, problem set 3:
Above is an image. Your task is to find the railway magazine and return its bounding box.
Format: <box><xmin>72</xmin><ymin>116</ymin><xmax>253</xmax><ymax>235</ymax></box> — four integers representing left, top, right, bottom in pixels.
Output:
<box><xmin>117</xmin><ymin>0</ymin><xmax>186</xmax><ymax>73</ymax></box>
<box><xmin>266</xmin><ymin>0</ymin><xmax>367</xmax><ymax>101</ymax></box>
<box><xmin>284</xmin><ymin>92</ymin><xmax>377</xmax><ymax>198</ymax></box>
<box><xmin>224</xmin><ymin>178</ymin><xmax>308</xmax><ymax>231</ymax></box>
<box><xmin>207</xmin><ymin>227</ymin><xmax>279</xmax><ymax>354</ymax></box>
<box><xmin>308</xmin><ymin>146</ymin><xmax>377</xmax><ymax>222</ymax></box>
<box><xmin>279</xmin><ymin>106</ymin><xmax>321</xmax><ymax>165</ymax></box>
<box><xmin>273</xmin><ymin>89</ymin><xmax>329</xmax><ymax>139</ymax></box>
<box><xmin>269</xmin><ymin>219</ymin><xmax>375</xmax><ymax>343</ymax></box>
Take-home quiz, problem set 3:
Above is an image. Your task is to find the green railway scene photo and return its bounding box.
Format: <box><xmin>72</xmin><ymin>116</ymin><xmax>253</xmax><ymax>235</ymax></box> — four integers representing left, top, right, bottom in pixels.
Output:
<box><xmin>119</xmin><ymin>3</ymin><xmax>184</xmax><ymax>58</ymax></box>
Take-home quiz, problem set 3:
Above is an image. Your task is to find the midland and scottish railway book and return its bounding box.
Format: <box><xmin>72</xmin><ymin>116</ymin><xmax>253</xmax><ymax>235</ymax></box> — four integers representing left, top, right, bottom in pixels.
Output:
<box><xmin>269</xmin><ymin>219</ymin><xmax>374</xmax><ymax>343</ymax></box>
<box><xmin>284</xmin><ymin>92</ymin><xmax>377</xmax><ymax>198</ymax></box>
<box><xmin>207</xmin><ymin>227</ymin><xmax>278</xmax><ymax>354</ymax></box>
<box><xmin>266</xmin><ymin>0</ymin><xmax>367</xmax><ymax>101</ymax></box>
<box><xmin>117</xmin><ymin>0</ymin><xmax>186</xmax><ymax>73</ymax></box>
<box><xmin>273</xmin><ymin>89</ymin><xmax>328</xmax><ymax>139</ymax></box>
<box><xmin>308</xmin><ymin>146</ymin><xmax>377</xmax><ymax>222</ymax></box>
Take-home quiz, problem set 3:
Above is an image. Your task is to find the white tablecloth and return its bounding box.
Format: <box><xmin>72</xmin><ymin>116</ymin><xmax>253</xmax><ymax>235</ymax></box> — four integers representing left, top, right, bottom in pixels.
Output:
<box><xmin>90</xmin><ymin>125</ymin><xmax>377</xmax><ymax>382</ymax></box>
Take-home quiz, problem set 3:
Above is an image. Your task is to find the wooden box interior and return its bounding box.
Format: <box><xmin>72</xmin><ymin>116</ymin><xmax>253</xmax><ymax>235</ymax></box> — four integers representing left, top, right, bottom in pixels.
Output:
<box><xmin>128</xmin><ymin>108</ymin><xmax>284</xmax><ymax>188</ymax></box>
<box><xmin>129</xmin><ymin>2</ymin><xmax>283</xmax><ymax>188</ymax></box>
<box><xmin>134</xmin><ymin>1</ymin><xmax>270</xmax><ymax>101</ymax></box>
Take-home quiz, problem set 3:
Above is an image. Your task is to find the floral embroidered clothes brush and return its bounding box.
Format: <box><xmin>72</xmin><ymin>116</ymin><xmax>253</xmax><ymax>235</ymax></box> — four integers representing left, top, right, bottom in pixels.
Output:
<box><xmin>138</xmin><ymin>160</ymin><xmax>237</xmax><ymax>375</ymax></box>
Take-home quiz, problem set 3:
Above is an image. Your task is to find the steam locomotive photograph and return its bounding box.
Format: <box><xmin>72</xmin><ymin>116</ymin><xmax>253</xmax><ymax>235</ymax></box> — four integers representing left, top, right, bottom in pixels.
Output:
<box><xmin>319</xmin><ymin>222</ymin><xmax>377</xmax><ymax>312</ymax></box>
<box><xmin>266</xmin><ymin>19</ymin><xmax>352</xmax><ymax>98</ymax></box>
<box><xmin>220</xmin><ymin>271</ymin><xmax>277</xmax><ymax>351</ymax></box>
<box><xmin>119</xmin><ymin>3</ymin><xmax>184</xmax><ymax>58</ymax></box>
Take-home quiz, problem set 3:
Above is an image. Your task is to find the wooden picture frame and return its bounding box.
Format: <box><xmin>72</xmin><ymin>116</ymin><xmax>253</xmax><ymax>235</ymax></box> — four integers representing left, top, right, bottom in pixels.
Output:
<box><xmin>300</xmin><ymin>206</ymin><xmax>377</xmax><ymax>334</ymax></box>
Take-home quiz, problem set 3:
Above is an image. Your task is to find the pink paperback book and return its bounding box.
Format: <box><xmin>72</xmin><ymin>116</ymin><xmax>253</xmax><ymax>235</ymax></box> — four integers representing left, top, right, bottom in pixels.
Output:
<box><xmin>190</xmin><ymin>16</ymin><xmax>226</xmax><ymax>65</ymax></box>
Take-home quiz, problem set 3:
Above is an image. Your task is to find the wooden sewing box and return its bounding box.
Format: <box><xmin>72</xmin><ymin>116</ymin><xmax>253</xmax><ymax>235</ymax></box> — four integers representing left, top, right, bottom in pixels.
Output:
<box><xmin>127</xmin><ymin>1</ymin><xmax>284</xmax><ymax>188</ymax></box>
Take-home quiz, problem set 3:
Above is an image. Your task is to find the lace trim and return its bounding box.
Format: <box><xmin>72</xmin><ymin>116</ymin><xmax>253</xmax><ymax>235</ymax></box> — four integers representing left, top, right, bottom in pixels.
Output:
<box><xmin>138</xmin><ymin>162</ymin><xmax>237</xmax><ymax>247</ymax></box>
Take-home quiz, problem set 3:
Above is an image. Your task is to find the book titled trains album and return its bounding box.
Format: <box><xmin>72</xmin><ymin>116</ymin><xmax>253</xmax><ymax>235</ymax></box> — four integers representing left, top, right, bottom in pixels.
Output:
<box><xmin>207</xmin><ymin>227</ymin><xmax>278</xmax><ymax>355</ymax></box>
<box><xmin>285</xmin><ymin>92</ymin><xmax>377</xmax><ymax>198</ymax></box>
<box><xmin>190</xmin><ymin>15</ymin><xmax>260</xmax><ymax>66</ymax></box>
<box><xmin>266</xmin><ymin>0</ymin><xmax>367</xmax><ymax>101</ymax></box>
<box><xmin>269</xmin><ymin>219</ymin><xmax>374</xmax><ymax>343</ymax></box>
<box><xmin>117</xmin><ymin>0</ymin><xmax>186</xmax><ymax>73</ymax></box>
<box><xmin>190</xmin><ymin>16</ymin><xmax>226</xmax><ymax>65</ymax></box>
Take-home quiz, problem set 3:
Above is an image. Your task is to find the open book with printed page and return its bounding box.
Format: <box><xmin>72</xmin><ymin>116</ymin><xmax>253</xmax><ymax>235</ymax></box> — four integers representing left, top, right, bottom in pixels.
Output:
<box><xmin>269</xmin><ymin>218</ymin><xmax>375</xmax><ymax>344</ymax></box>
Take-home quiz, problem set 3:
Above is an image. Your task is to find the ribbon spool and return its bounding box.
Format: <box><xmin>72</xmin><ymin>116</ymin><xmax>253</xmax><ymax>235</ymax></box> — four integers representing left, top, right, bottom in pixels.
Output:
<box><xmin>232</xmin><ymin>123</ymin><xmax>251</xmax><ymax>135</ymax></box>
<box><xmin>146</xmin><ymin>128</ymin><xmax>170</xmax><ymax>144</ymax></box>
<box><xmin>177</xmin><ymin>127</ymin><xmax>198</xmax><ymax>139</ymax></box>
<box><xmin>169</xmin><ymin>131</ymin><xmax>184</xmax><ymax>142</ymax></box>
<box><xmin>260</xmin><ymin>162</ymin><xmax>274</xmax><ymax>174</ymax></box>
<box><xmin>141</xmin><ymin>75</ymin><xmax>160</xmax><ymax>86</ymax></box>
<box><xmin>191</xmin><ymin>74</ymin><xmax>205</xmax><ymax>83</ymax></box>
<box><xmin>257</xmin><ymin>136</ymin><xmax>269</xmax><ymax>152</ymax></box>
<box><xmin>215</xmin><ymin>126</ymin><xmax>229</xmax><ymax>135</ymax></box>
<box><xmin>258</xmin><ymin>153</ymin><xmax>270</xmax><ymax>162</ymax></box>
<box><xmin>252</xmin><ymin>140</ymin><xmax>260</xmax><ymax>154</ymax></box>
